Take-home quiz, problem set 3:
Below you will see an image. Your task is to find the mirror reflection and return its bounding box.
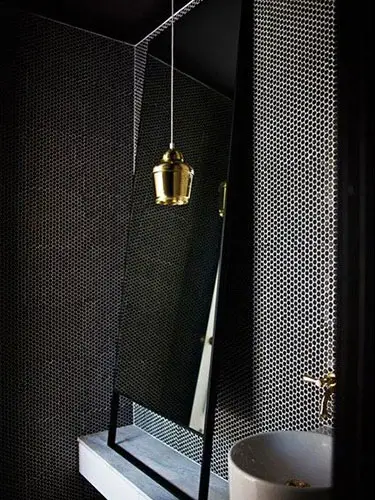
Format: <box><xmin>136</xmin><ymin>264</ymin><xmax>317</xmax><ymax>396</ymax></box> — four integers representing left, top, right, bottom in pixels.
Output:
<box><xmin>114</xmin><ymin>16</ymin><xmax>234</xmax><ymax>435</ymax></box>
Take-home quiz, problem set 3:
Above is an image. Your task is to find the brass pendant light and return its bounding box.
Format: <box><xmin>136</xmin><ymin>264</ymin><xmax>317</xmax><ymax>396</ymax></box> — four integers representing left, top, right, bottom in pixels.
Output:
<box><xmin>152</xmin><ymin>0</ymin><xmax>194</xmax><ymax>205</ymax></box>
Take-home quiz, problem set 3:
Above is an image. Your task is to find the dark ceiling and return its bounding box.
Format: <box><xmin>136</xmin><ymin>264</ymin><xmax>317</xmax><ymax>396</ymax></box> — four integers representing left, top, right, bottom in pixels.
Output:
<box><xmin>149</xmin><ymin>0</ymin><xmax>241</xmax><ymax>96</ymax></box>
<box><xmin>5</xmin><ymin>0</ymin><xmax>241</xmax><ymax>96</ymax></box>
<box><xmin>7</xmin><ymin>0</ymin><xmax>190</xmax><ymax>43</ymax></box>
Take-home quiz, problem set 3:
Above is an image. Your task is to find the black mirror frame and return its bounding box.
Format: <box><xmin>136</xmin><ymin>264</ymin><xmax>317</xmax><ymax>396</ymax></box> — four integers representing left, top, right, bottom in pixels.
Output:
<box><xmin>107</xmin><ymin>1</ymin><xmax>251</xmax><ymax>498</ymax></box>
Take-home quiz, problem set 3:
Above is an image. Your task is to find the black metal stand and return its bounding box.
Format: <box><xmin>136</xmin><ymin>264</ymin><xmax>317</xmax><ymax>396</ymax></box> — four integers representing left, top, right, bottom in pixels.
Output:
<box><xmin>107</xmin><ymin>1</ymin><xmax>252</xmax><ymax>498</ymax></box>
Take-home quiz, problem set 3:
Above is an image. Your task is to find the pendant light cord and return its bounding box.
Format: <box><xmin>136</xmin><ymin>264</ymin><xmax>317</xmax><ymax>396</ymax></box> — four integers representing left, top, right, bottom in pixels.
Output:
<box><xmin>170</xmin><ymin>0</ymin><xmax>175</xmax><ymax>150</ymax></box>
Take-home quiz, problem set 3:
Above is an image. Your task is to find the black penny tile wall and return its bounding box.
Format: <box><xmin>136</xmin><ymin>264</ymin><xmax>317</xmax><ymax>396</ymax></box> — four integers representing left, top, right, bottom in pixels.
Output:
<box><xmin>1</xmin><ymin>10</ymin><xmax>134</xmax><ymax>499</ymax></box>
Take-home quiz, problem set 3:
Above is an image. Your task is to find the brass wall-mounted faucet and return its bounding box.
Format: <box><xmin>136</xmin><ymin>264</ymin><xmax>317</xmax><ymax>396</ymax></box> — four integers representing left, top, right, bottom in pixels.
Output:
<box><xmin>303</xmin><ymin>371</ymin><xmax>336</xmax><ymax>419</ymax></box>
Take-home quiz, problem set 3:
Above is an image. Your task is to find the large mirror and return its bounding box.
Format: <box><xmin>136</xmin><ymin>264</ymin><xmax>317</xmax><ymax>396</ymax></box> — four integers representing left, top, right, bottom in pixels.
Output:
<box><xmin>114</xmin><ymin>0</ymin><xmax>239</xmax><ymax>436</ymax></box>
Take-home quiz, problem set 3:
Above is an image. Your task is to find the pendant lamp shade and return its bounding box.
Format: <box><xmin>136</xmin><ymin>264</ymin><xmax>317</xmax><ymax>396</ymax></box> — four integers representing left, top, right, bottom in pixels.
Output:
<box><xmin>153</xmin><ymin>148</ymin><xmax>194</xmax><ymax>205</ymax></box>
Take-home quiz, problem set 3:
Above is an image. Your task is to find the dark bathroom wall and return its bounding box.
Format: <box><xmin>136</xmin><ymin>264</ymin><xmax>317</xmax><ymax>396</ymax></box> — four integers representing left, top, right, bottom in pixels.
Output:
<box><xmin>211</xmin><ymin>0</ymin><xmax>337</xmax><ymax>477</ymax></box>
<box><xmin>0</xmin><ymin>0</ymin><xmax>339</xmax><ymax>495</ymax></box>
<box><xmin>0</xmin><ymin>10</ymin><xmax>134</xmax><ymax>500</ymax></box>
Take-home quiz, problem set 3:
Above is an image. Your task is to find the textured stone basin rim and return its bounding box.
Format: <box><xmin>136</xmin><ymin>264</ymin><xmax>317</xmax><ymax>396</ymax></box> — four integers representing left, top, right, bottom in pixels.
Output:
<box><xmin>228</xmin><ymin>431</ymin><xmax>333</xmax><ymax>500</ymax></box>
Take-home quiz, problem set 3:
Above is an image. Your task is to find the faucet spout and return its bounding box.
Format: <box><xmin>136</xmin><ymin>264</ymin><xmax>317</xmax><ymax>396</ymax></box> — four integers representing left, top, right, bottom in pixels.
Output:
<box><xmin>320</xmin><ymin>389</ymin><xmax>332</xmax><ymax>419</ymax></box>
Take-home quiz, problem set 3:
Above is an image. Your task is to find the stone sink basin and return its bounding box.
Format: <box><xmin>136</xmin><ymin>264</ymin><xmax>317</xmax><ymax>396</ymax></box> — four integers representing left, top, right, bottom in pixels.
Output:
<box><xmin>228</xmin><ymin>431</ymin><xmax>332</xmax><ymax>500</ymax></box>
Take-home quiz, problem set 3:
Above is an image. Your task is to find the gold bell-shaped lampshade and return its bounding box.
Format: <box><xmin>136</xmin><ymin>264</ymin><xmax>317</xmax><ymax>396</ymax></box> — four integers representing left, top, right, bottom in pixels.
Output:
<box><xmin>152</xmin><ymin>148</ymin><xmax>194</xmax><ymax>205</ymax></box>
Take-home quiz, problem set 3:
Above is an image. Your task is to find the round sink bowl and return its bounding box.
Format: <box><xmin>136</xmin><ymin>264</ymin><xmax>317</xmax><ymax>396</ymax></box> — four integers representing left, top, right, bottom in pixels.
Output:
<box><xmin>228</xmin><ymin>431</ymin><xmax>332</xmax><ymax>500</ymax></box>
